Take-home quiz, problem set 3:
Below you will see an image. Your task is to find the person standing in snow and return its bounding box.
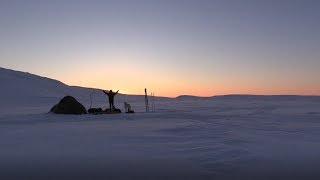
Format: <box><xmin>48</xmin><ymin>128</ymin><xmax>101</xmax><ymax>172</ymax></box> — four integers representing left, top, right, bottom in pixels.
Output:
<box><xmin>103</xmin><ymin>90</ymin><xmax>119</xmax><ymax>110</ymax></box>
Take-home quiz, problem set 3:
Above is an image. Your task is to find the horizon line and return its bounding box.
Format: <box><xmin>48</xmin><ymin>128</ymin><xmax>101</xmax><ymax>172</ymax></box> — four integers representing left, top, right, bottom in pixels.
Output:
<box><xmin>1</xmin><ymin>66</ymin><xmax>319</xmax><ymax>98</ymax></box>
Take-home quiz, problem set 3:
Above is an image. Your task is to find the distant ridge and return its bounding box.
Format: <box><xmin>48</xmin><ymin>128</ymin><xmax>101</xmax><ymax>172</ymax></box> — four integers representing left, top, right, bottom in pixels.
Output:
<box><xmin>175</xmin><ymin>95</ymin><xmax>211</xmax><ymax>100</ymax></box>
<box><xmin>176</xmin><ymin>94</ymin><xmax>320</xmax><ymax>101</ymax></box>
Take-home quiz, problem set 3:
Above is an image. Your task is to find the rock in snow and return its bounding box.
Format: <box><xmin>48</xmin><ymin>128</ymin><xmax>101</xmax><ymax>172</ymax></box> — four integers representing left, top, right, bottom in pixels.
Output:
<box><xmin>50</xmin><ymin>96</ymin><xmax>87</xmax><ymax>114</ymax></box>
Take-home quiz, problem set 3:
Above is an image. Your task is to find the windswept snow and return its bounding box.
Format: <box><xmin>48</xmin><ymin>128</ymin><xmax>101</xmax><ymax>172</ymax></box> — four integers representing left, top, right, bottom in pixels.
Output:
<box><xmin>0</xmin><ymin>67</ymin><xmax>320</xmax><ymax>179</ymax></box>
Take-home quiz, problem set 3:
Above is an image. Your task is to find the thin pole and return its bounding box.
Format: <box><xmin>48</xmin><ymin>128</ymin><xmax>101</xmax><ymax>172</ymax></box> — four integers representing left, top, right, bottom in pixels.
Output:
<box><xmin>152</xmin><ymin>92</ymin><xmax>155</xmax><ymax>112</ymax></box>
<box><xmin>151</xmin><ymin>92</ymin><xmax>153</xmax><ymax>112</ymax></box>
<box><xmin>145</xmin><ymin>88</ymin><xmax>149</xmax><ymax>112</ymax></box>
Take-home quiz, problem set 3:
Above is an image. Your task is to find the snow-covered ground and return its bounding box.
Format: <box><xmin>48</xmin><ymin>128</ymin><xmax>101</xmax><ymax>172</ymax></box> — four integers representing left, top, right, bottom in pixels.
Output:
<box><xmin>1</xmin><ymin>67</ymin><xmax>320</xmax><ymax>179</ymax></box>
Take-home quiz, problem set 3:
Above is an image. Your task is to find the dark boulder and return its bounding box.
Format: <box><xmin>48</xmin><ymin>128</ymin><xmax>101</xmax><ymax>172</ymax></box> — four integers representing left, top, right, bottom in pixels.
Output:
<box><xmin>50</xmin><ymin>96</ymin><xmax>87</xmax><ymax>114</ymax></box>
<box><xmin>88</xmin><ymin>108</ymin><xmax>103</xmax><ymax>114</ymax></box>
<box><xmin>126</xmin><ymin>110</ymin><xmax>135</xmax><ymax>114</ymax></box>
<box><xmin>104</xmin><ymin>108</ymin><xmax>122</xmax><ymax>114</ymax></box>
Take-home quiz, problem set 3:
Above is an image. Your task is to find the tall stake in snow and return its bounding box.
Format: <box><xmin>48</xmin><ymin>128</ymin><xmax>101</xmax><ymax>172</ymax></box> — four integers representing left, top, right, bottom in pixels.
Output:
<box><xmin>151</xmin><ymin>92</ymin><xmax>155</xmax><ymax>112</ymax></box>
<box><xmin>152</xmin><ymin>92</ymin><xmax>156</xmax><ymax>112</ymax></box>
<box><xmin>145</xmin><ymin>88</ymin><xmax>149</xmax><ymax>112</ymax></box>
<box><xmin>151</xmin><ymin>92</ymin><xmax>153</xmax><ymax>112</ymax></box>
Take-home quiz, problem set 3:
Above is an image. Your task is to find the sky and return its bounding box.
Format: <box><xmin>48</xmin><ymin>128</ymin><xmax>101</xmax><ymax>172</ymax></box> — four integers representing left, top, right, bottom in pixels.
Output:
<box><xmin>0</xmin><ymin>0</ymin><xmax>320</xmax><ymax>97</ymax></box>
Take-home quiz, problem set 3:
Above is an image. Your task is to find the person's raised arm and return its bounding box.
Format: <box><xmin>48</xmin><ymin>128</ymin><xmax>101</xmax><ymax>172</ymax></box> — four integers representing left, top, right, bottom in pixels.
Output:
<box><xmin>115</xmin><ymin>90</ymin><xmax>119</xmax><ymax>94</ymax></box>
<box><xmin>102</xmin><ymin>90</ymin><xmax>108</xmax><ymax>94</ymax></box>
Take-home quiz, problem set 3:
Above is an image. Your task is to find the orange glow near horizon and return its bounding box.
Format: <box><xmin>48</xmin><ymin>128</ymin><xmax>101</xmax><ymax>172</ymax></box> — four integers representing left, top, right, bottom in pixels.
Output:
<box><xmin>55</xmin><ymin>65</ymin><xmax>320</xmax><ymax>98</ymax></box>
<box><xmin>29</xmin><ymin>55</ymin><xmax>320</xmax><ymax>98</ymax></box>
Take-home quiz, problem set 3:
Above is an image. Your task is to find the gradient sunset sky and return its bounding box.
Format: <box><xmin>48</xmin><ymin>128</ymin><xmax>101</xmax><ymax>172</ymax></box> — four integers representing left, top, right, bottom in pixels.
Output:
<box><xmin>0</xmin><ymin>0</ymin><xmax>319</xmax><ymax>97</ymax></box>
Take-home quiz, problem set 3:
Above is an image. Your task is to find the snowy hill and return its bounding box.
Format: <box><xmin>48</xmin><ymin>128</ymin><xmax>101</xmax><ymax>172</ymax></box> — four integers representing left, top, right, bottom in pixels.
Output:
<box><xmin>0</xmin><ymin>67</ymin><xmax>170</xmax><ymax>115</ymax></box>
<box><xmin>0</xmin><ymin>67</ymin><xmax>67</xmax><ymax>98</ymax></box>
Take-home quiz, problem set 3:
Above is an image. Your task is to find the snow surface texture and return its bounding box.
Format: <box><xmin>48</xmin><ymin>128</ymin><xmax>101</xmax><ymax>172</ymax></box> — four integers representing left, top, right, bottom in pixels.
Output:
<box><xmin>1</xmin><ymin>67</ymin><xmax>320</xmax><ymax>180</ymax></box>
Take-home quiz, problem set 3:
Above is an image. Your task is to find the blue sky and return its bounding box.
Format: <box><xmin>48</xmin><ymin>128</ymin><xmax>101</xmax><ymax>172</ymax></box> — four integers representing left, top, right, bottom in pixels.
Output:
<box><xmin>0</xmin><ymin>0</ymin><xmax>319</xmax><ymax>96</ymax></box>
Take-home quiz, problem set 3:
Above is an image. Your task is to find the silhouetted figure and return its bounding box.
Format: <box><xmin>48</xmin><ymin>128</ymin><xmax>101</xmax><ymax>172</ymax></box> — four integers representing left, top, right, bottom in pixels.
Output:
<box><xmin>103</xmin><ymin>90</ymin><xmax>119</xmax><ymax>110</ymax></box>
